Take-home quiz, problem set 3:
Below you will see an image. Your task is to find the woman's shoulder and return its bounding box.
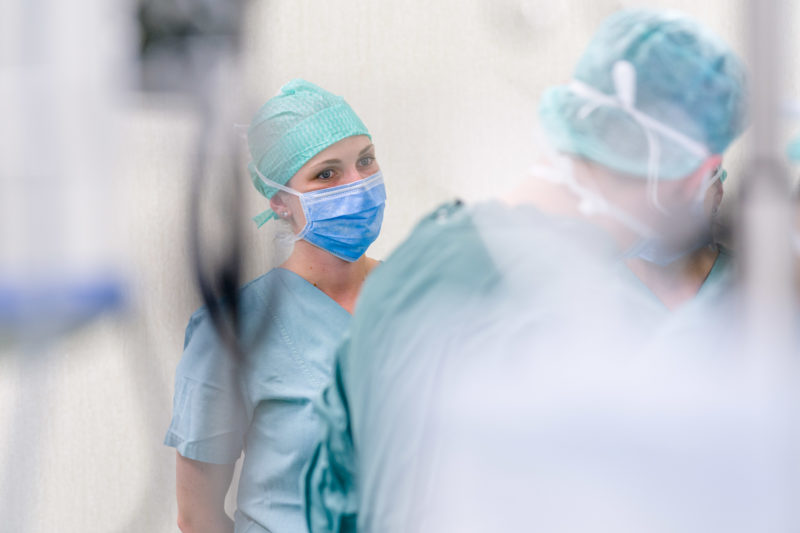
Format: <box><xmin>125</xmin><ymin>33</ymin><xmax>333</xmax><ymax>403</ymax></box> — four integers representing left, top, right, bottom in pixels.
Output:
<box><xmin>183</xmin><ymin>268</ymin><xmax>290</xmax><ymax>343</ymax></box>
<box><xmin>238</xmin><ymin>267</ymin><xmax>289</xmax><ymax>297</ymax></box>
<box><xmin>178</xmin><ymin>269</ymin><xmax>296</xmax><ymax>380</ymax></box>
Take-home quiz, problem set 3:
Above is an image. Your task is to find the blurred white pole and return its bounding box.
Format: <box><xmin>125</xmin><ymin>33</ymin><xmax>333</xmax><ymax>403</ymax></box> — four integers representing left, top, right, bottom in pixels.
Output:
<box><xmin>743</xmin><ymin>4</ymin><xmax>799</xmax><ymax>530</ymax></box>
<box><xmin>742</xmin><ymin>0</ymin><xmax>796</xmax><ymax>361</ymax></box>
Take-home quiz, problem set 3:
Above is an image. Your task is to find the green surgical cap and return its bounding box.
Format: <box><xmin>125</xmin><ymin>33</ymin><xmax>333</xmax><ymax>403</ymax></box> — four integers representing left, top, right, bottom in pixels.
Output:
<box><xmin>539</xmin><ymin>9</ymin><xmax>748</xmax><ymax>180</ymax></box>
<box><xmin>247</xmin><ymin>79</ymin><xmax>371</xmax><ymax>227</ymax></box>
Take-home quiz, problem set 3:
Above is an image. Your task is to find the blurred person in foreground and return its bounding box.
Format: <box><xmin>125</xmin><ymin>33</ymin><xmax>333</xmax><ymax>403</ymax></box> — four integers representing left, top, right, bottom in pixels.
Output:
<box><xmin>303</xmin><ymin>9</ymin><xmax>797</xmax><ymax>533</ymax></box>
<box><xmin>165</xmin><ymin>80</ymin><xmax>386</xmax><ymax>533</ymax></box>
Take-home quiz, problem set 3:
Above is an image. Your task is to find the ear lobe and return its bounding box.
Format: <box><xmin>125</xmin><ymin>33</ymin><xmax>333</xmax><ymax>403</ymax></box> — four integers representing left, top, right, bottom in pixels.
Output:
<box><xmin>269</xmin><ymin>193</ymin><xmax>286</xmax><ymax>214</ymax></box>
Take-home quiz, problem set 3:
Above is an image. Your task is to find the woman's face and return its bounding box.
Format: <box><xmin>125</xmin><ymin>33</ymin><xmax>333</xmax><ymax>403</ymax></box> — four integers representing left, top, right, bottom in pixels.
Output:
<box><xmin>270</xmin><ymin>135</ymin><xmax>378</xmax><ymax>232</ymax></box>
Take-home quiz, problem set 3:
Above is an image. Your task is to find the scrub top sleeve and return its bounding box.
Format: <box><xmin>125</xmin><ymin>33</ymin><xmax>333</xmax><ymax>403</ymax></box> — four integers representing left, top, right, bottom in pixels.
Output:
<box><xmin>303</xmin><ymin>343</ymin><xmax>358</xmax><ymax>533</ymax></box>
<box><xmin>164</xmin><ymin>310</ymin><xmax>248</xmax><ymax>465</ymax></box>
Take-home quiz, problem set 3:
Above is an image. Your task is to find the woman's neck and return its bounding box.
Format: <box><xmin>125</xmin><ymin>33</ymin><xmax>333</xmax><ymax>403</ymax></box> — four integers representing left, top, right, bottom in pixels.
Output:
<box><xmin>280</xmin><ymin>240</ymin><xmax>378</xmax><ymax>313</ymax></box>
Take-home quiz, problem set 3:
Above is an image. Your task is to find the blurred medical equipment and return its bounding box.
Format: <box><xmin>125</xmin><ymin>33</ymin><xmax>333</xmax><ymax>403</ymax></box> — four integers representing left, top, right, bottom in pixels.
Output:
<box><xmin>139</xmin><ymin>0</ymin><xmax>251</xmax><ymax>360</ymax></box>
<box><xmin>2</xmin><ymin>1</ymin><xmax>251</xmax><ymax>532</ymax></box>
<box><xmin>1</xmin><ymin>2</ymin><xmax>134</xmax><ymax>531</ymax></box>
<box><xmin>0</xmin><ymin>1</ymin><xmax>128</xmax><ymax>343</ymax></box>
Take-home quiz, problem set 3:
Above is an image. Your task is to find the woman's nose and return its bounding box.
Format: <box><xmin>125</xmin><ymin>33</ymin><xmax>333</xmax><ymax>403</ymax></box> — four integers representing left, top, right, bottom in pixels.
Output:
<box><xmin>342</xmin><ymin>166</ymin><xmax>363</xmax><ymax>184</ymax></box>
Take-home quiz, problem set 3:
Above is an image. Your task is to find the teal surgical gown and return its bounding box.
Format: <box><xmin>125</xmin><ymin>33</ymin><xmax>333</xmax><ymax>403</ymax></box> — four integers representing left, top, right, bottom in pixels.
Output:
<box><xmin>304</xmin><ymin>201</ymin><xmax>793</xmax><ymax>532</ymax></box>
<box><xmin>165</xmin><ymin>267</ymin><xmax>350</xmax><ymax>533</ymax></box>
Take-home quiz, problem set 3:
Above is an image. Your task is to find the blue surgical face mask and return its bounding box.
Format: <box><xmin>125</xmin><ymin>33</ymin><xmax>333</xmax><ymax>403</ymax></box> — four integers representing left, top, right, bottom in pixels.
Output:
<box><xmin>253</xmin><ymin>168</ymin><xmax>386</xmax><ymax>262</ymax></box>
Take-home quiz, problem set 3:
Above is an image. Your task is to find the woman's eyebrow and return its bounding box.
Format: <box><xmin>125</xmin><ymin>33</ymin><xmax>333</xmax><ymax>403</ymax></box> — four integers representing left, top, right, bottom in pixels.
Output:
<box><xmin>311</xmin><ymin>158</ymin><xmax>342</xmax><ymax>168</ymax></box>
<box><xmin>310</xmin><ymin>145</ymin><xmax>374</xmax><ymax>168</ymax></box>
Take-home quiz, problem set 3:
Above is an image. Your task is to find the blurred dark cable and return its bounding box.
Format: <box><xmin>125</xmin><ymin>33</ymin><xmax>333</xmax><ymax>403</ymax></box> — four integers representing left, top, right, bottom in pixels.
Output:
<box><xmin>187</xmin><ymin>110</ymin><xmax>246</xmax><ymax>362</ymax></box>
<box><xmin>137</xmin><ymin>0</ymin><xmax>251</xmax><ymax>359</ymax></box>
<box><xmin>101</xmin><ymin>2</ymin><xmax>255</xmax><ymax>532</ymax></box>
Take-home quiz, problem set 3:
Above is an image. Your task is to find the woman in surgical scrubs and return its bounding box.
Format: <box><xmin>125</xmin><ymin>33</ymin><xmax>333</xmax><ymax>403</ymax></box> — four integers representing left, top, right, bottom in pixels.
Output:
<box><xmin>164</xmin><ymin>79</ymin><xmax>386</xmax><ymax>533</ymax></box>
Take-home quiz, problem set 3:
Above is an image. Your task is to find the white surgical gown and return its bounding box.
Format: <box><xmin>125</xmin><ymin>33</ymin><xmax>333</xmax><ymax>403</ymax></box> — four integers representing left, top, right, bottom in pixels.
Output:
<box><xmin>304</xmin><ymin>200</ymin><xmax>796</xmax><ymax>532</ymax></box>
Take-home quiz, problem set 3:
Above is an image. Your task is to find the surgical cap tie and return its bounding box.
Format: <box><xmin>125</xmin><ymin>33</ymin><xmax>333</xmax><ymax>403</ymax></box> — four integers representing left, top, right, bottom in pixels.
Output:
<box><xmin>568</xmin><ymin>61</ymin><xmax>712</xmax><ymax>214</ymax></box>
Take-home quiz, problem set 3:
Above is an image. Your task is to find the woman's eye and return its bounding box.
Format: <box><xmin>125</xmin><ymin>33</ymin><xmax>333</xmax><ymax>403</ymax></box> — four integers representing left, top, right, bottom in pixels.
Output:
<box><xmin>317</xmin><ymin>169</ymin><xmax>335</xmax><ymax>180</ymax></box>
<box><xmin>358</xmin><ymin>156</ymin><xmax>375</xmax><ymax>167</ymax></box>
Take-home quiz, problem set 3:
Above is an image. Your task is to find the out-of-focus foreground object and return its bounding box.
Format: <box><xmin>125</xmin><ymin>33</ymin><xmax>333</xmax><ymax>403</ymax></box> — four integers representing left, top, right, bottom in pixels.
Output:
<box><xmin>304</xmin><ymin>6</ymin><xmax>800</xmax><ymax>532</ymax></box>
<box><xmin>0</xmin><ymin>0</ymin><xmax>130</xmax><ymax>343</ymax></box>
<box><xmin>138</xmin><ymin>0</ymin><xmax>250</xmax><ymax>358</ymax></box>
<box><xmin>0</xmin><ymin>1</ymin><xmax>134</xmax><ymax>532</ymax></box>
<box><xmin>740</xmin><ymin>0</ymin><xmax>798</xmax><ymax>355</ymax></box>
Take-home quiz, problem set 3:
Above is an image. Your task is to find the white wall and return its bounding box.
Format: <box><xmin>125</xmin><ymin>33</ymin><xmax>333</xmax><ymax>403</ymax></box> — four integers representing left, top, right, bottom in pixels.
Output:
<box><xmin>1</xmin><ymin>1</ymin><xmax>788</xmax><ymax>532</ymax></box>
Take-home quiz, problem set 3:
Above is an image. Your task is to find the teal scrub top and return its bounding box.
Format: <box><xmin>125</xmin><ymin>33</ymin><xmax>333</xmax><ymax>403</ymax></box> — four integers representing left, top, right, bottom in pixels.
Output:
<box><xmin>165</xmin><ymin>267</ymin><xmax>350</xmax><ymax>533</ymax></box>
<box><xmin>303</xmin><ymin>201</ymin><xmax>783</xmax><ymax>532</ymax></box>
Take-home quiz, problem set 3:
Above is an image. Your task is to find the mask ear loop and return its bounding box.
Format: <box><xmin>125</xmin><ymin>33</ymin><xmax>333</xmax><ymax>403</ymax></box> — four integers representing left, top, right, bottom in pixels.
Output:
<box><xmin>250</xmin><ymin>163</ymin><xmax>312</xmax><ymax>241</ymax></box>
<box><xmin>251</xmin><ymin>164</ymin><xmax>301</xmax><ymax>196</ymax></box>
<box><xmin>239</xmin><ymin>125</ymin><xmax>307</xmax><ymax>229</ymax></box>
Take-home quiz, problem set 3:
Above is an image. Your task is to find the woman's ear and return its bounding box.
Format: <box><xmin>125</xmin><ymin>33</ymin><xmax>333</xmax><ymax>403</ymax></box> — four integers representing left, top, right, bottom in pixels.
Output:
<box><xmin>270</xmin><ymin>192</ymin><xmax>289</xmax><ymax>218</ymax></box>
